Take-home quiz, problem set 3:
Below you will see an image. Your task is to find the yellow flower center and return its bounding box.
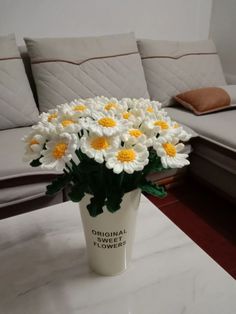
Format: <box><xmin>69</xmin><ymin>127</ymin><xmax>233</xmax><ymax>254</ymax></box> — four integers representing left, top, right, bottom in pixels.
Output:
<box><xmin>98</xmin><ymin>117</ymin><xmax>116</xmax><ymax>128</ymax></box>
<box><xmin>30</xmin><ymin>139</ymin><xmax>39</xmax><ymax>146</ymax></box>
<box><xmin>154</xmin><ymin>120</ymin><xmax>169</xmax><ymax>129</ymax></box>
<box><xmin>73</xmin><ymin>105</ymin><xmax>86</xmax><ymax>112</ymax></box>
<box><xmin>48</xmin><ymin>113</ymin><xmax>58</xmax><ymax>122</ymax></box>
<box><xmin>61</xmin><ymin>119</ymin><xmax>74</xmax><ymax>127</ymax></box>
<box><xmin>117</xmin><ymin>149</ymin><xmax>136</xmax><ymax>162</ymax></box>
<box><xmin>129</xmin><ymin>129</ymin><xmax>143</xmax><ymax>138</ymax></box>
<box><xmin>104</xmin><ymin>102</ymin><xmax>117</xmax><ymax>111</ymax></box>
<box><xmin>53</xmin><ymin>143</ymin><xmax>68</xmax><ymax>159</ymax></box>
<box><xmin>162</xmin><ymin>143</ymin><xmax>176</xmax><ymax>157</ymax></box>
<box><xmin>147</xmin><ymin>106</ymin><xmax>154</xmax><ymax>113</ymax></box>
<box><xmin>173</xmin><ymin>123</ymin><xmax>180</xmax><ymax>128</ymax></box>
<box><xmin>90</xmin><ymin>137</ymin><xmax>109</xmax><ymax>150</ymax></box>
<box><xmin>122</xmin><ymin>111</ymin><xmax>131</xmax><ymax>119</ymax></box>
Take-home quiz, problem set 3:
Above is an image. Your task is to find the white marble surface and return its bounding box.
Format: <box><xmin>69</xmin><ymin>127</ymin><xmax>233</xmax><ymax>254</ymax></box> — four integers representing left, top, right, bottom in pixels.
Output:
<box><xmin>0</xmin><ymin>196</ymin><xmax>235</xmax><ymax>314</ymax></box>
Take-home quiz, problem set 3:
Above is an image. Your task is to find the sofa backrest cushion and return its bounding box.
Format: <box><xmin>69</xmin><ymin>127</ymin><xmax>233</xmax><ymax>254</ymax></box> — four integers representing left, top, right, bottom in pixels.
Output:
<box><xmin>138</xmin><ymin>39</ymin><xmax>226</xmax><ymax>106</ymax></box>
<box><xmin>25</xmin><ymin>33</ymin><xmax>149</xmax><ymax>113</ymax></box>
<box><xmin>0</xmin><ymin>34</ymin><xmax>39</xmax><ymax>130</ymax></box>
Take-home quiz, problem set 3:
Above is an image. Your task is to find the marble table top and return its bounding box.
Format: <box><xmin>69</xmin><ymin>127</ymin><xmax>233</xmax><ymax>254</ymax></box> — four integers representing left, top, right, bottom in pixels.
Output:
<box><xmin>0</xmin><ymin>196</ymin><xmax>235</xmax><ymax>314</ymax></box>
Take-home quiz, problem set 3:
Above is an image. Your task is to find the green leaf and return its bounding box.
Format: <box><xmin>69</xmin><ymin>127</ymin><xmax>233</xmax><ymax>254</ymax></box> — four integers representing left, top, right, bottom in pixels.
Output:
<box><xmin>87</xmin><ymin>196</ymin><xmax>104</xmax><ymax>217</ymax></box>
<box><xmin>46</xmin><ymin>173</ymin><xmax>72</xmax><ymax>195</ymax></box>
<box><xmin>139</xmin><ymin>180</ymin><xmax>167</xmax><ymax>198</ymax></box>
<box><xmin>30</xmin><ymin>158</ymin><xmax>41</xmax><ymax>167</ymax></box>
<box><xmin>68</xmin><ymin>182</ymin><xmax>86</xmax><ymax>202</ymax></box>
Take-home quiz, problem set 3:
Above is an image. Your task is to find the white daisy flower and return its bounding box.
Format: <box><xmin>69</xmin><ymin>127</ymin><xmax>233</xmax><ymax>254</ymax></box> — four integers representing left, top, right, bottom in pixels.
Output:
<box><xmin>22</xmin><ymin>132</ymin><xmax>47</xmax><ymax>162</ymax></box>
<box><xmin>129</xmin><ymin>106</ymin><xmax>146</xmax><ymax>122</ymax></box>
<box><xmin>86</xmin><ymin>96</ymin><xmax>112</xmax><ymax>111</ymax></box>
<box><xmin>122</xmin><ymin>128</ymin><xmax>147</xmax><ymax>146</ymax></box>
<box><xmin>169</xmin><ymin>122</ymin><xmax>192</xmax><ymax>142</ymax></box>
<box><xmin>100</xmin><ymin>97</ymin><xmax>125</xmax><ymax>114</ymax></box>
<box><xmin>105</xmin><ymin>143</ymin><xmax>149</xmax><ymax>174</ymax></box>
<box><xmin>40</xmin><ymin>133</ymin><xmax>78</xmax><ymax>171</ymax></box>
<box><xmin>119</xmin><ymin>109</ymin><xmax>142</xmax><ymax>128</ymax></box>
<box><xmin>32</xmin><ymin>121</ymin><xmax>58</xmax><ymax>139</ymax></box>
<box><xmin>122</xmin><ymin>97</ymin><xmax>145</xmax><ymax>109</ymax></box>
<box><xmin>80</xmin><ymin>133</ymin><xmax>120</xmax><ymax>163</ymax></box>
<box><xmin>66</xmin><ymin>99</ymin><xmax>92</xmax><ymax>117</ymax></box>
<box><xmin>56</xmin><ymin>111</ymin><xmax>82</xmax><ymax>134</ymax></box>
<box><xmin>141</xmin><ymin>115</ymin><xmax>172</xmax><ymax>137</ymax></box>
<box><xmin>153</xmin><ymin>136</ymin><xmax>190</xmax><ymax>169</ymax></box>
<box><xmin>136</xmin><ymin>99</ymin><xmax>162</xmax><ymax>116</ymax></box>
<box><xmin>88</xmin><ymin>112</ymin><xmax>130</xmax><ymax>136</ymax></box>
<box><xmin>39</xmin><ymin>109</ymin><xmax>59</xmax><ymax>125</ymax></box>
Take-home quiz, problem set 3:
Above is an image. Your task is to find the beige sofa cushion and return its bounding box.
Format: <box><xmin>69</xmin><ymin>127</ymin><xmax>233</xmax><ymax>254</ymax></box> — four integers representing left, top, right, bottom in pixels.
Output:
<box><xmin>138</xmin><ymin>39</ymin><xmax>226</xmax><ymax>106</ymax></box>
<box><xmin>220</xmin><ymin>85</ymin><xmax>236</xmax><ymax>104</ymax></box>
<box><xmin>25</xmin><ymin>33</ymin><xmax>149</xmax><ymax>112</ymax></box>
<box><xmin>166</xmin><ymin>107</ymin><xmax>236</xmax><ymax>152</ymax></box>
<box><xmin>0</xmin><ymin>34</ymin><xmax>39</xmax><ymax>130</ymax></box>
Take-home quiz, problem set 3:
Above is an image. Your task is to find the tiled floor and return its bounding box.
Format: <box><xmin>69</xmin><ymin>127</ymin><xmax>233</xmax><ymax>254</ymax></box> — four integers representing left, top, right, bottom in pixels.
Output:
<box><xmin>147</xmin><ymin>177</ymin><xmax>236</xmax><ymax>279</ymax></box>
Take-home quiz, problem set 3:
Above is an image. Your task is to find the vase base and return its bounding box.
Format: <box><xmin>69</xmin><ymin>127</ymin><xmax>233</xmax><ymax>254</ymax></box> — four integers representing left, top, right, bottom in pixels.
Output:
<box><xmin>89</xmin><ymin>263</ymin><xmax>130</xmax><ymax>277</ymax></box>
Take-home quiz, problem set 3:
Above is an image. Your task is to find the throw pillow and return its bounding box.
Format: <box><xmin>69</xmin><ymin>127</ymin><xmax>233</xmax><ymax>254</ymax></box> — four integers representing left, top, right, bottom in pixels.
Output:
<box><xmin>25</xmin><ymin>33</ymin><xmax>149</xmax><ymax>112</ymax></box>
<box><xmin>0</xmin><ymin>34</ymin><xmax>39</xmax><ymax>130</ymax></box>
<box><xmin>174</xmin><ymin>87</ymin><xmax>231</xmax><ymax>115</ymax></box>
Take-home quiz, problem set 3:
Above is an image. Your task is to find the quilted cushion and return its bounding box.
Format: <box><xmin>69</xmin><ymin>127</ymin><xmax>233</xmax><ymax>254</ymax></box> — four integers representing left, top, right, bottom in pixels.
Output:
<box><xmin>0</xmin><ymin>34</ymin><xmax>39</xmax><ymax>130</ymax></box>
<box><xmin>138</xmin><ymin>39</ymin><xmax>226</xmax><ymax>106</ymax></box>
<box><xmin>25</xmin><ymin>33</ymin><xmax>149</xmax><ymax>112</ymax></box>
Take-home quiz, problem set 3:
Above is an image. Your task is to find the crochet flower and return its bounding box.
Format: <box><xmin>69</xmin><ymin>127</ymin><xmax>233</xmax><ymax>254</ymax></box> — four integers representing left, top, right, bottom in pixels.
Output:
<box><xmin>22</xmin><ymin>132</ymin><xmax>47</xmax><ymax>162</ymax></box>
<box><xmin>105</xmin><ymin>143</ymin><xmax>149</xmax><ymax>174</ymax></box>
<box><xmin>88</xmin><ymin>112</ymin><xmax>130</xmax><ymax>136</ymax></box>
<box><xmin>80</xmin><ymin>133</ymin><xmax>120</xmax><ymax>163</ymax></box>
<box><xmin>153</xmin><ymin>136</ymin><xmax>190</xmax><ymax>169</ymax></box>
<box><xmin>40</xmin><ymin>133</ymin><xmax>78</xmax><ymax>171</ymax></box>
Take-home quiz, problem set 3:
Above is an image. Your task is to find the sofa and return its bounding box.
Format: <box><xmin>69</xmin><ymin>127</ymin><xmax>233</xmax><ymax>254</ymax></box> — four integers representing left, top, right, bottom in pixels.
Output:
<box><xmin>0</xmin><ymin>33</ymin><xmax>235</xmax><ymax>218</ymax></box>
<box><xmin>138</xmin><ymin>39</ymin><xmax>236</xmax><ymax>202</ymax></box>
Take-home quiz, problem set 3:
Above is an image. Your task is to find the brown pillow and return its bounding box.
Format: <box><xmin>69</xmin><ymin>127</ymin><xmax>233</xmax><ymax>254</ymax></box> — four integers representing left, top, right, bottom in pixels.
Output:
<box><xmin>174</xmin><ymin>87</ymin><xmax>231</xmax><ymax>115</ymax></box>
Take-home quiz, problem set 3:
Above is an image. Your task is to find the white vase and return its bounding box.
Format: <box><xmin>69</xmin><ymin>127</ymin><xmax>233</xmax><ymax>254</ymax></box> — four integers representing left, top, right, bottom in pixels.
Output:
<box><xmin>79</xmin><ymin>189</ymin><xmax>141</xmax><ymax>276</ymax></box>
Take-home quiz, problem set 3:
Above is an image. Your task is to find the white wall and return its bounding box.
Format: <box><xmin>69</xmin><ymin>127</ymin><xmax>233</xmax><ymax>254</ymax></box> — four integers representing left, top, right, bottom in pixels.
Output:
<box><xmin>0</xmin><ymin>0</ymin><xmax>212</xmax><ymax>44</ymax></box>
<box><xmin>210</xmin><ymin>0</ymin><xmax>236</xmax><ymax>83</ymax></box>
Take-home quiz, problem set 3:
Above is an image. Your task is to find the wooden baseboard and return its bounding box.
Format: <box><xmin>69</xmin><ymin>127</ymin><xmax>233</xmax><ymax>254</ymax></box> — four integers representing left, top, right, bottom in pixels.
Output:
<box><xmin>152</xmin><ymin>174</ymin><xmax>186</xmax><ymax>189</ymax></box>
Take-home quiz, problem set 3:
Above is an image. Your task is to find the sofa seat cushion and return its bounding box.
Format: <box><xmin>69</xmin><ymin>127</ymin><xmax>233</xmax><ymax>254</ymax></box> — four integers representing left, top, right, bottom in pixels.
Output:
<box><xmin>0</xmin><ymin>126</ymin><xmax>59</xmax><ymax>181</ymax></box>
<box><xmin>166</xmin><ymin>107</ymin><xmax>236</xmax><ymax>152</ymax></box>
<box><xmin>0</xmin><ymin>180</ymin><xmax>52</xmax><ymax>208</ymax></box>
<box><xmin>0</xmin><ymin>126</ymin><xmax>62</xmax><ymax>207</ymax></box>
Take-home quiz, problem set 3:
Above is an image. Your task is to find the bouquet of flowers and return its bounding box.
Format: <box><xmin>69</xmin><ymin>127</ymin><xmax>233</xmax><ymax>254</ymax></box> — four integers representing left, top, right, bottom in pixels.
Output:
<box><xmin>23</xmin><ymin>97</ymin><xmax>191</xmax><ymax>216</ymax></box>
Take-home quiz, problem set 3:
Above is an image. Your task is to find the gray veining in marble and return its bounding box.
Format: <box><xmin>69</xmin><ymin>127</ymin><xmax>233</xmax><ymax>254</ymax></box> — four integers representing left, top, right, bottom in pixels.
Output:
<box><xmin>0</xmin><ymin>196</ymin><xmax>235</xmax><ymax>314</ymax></box>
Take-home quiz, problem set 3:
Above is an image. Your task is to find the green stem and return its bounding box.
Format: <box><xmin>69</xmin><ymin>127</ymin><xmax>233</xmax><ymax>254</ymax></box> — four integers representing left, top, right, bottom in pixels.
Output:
<box><xmin>119</xmin><ymin>172</ymin><xmax>124</xmax><ymax>187</ymax></box>
<box><xmin>65</xmin><ymin>164</ymin><xmax>72</xmax><ymax>172</ymax></box>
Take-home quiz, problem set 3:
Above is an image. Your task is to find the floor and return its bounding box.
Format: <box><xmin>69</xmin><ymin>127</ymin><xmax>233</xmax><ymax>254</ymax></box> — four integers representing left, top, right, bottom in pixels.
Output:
<box><xmin>147</xmin><ymin>177</ymin><xmax>236</xmax><ymax>279</ymax></box>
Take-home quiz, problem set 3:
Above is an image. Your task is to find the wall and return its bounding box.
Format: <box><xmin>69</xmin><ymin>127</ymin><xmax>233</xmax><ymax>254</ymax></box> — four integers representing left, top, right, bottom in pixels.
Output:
<box><xmin>0</xmin><ymin>0</ymin><xmax>212</xmax><ymax>44</ymax></box>
<box><xmin>210</xmin><ymin>0</ymin><xmax>236</xmax><ymax>83</ymax></box>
